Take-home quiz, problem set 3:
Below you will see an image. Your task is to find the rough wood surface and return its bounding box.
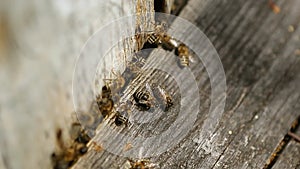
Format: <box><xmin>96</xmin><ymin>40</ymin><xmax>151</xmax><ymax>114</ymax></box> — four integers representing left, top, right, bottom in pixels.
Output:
<box><xmin>74</xmin><ymin>0</ymin><xmax>300</xmax><ymax>169</ymax></box>
<box><xmin>0</xmin><ymin>1</ymin><xmax>135</xmax><ymax>169</ymax></box>
<box><xmin>1</xmin><ymin>0</ymin><xmax>300</xmax><ymax>169</ymax></box>
<box><xmin>180</xmin><ymin>0</ymin><xmax>300</xmax><ymax>168</ymax></box>
<box><xmin>272</xmin><ymin>140</ymin><xmax>300</xmax><ymax>169</ymax></box>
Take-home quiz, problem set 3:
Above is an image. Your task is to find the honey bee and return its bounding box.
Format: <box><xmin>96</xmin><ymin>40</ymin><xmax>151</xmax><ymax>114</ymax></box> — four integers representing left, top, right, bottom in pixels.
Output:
<box><xmin>114</xmin><ymin>111</ymin><xmax>129</xmax><ymax>126</ymax></box>
<box><xmin>147</xmin><ymin>33</ymin><xmax>160</xmax><ymax>45</ymax></box>
<box><xmin>69</xmin><ymin>123</ymin><xmax>90</xmax><ymax>144</ymax></box>
<box><xmin>96</xmin><ymin>97</ymin><xmax>114</xmax><ymax>117</ymax></box>
<box><xmin>160</xmin><ymin>34</ymin><xmax>179</xmax><ymax>51</ymax></box>
<box><xmin>152</xmin><ymin>85</ymin><xmax>173</xmax><ymax>112</ymax></box>
<box><xmin>133</xmin><ymin>90</ymin><xmax>152</xmax><ymax>111</ymax></box>
<box><xmin>51</xmin><ymin>125</ymin><xmax>90</xmax><ymax>169</ymax></box>
<box><xmin>124</xmin><ymin>159</ymin><xmax>157</xmax><ymax>169</ymax></box>
<box><xmin>146</xmin><ymin>33</ymin><xmax>178</xmax><ymax>52</ymax></box>
<box><xmin>175</xmin><ymin>43</ymin><xmax>190</xmax><ymax>67</ymax></box>
<box><xmin>96</xmin><ymin>85</ymin><xmax>114</xmax><ymax>118</ymax></box>
<box><xmin>145</xmin><ymin>22</ymin><xmax>175</xmax><ymax>50</ymax></box>
<box><xmin>100</xmin><ymin>84</ymin><xmax>112</xmax><ymax>99</ymax></box>
<box><xmin>113</xmin><ymin>101</ymin><xmax>132</xmax><ymax>126</ymax></box>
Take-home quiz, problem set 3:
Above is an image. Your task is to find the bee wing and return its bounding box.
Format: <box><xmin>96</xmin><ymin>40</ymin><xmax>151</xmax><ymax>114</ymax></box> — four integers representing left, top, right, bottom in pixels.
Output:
<box><xmin>189</xmin><ymin>54</ymin><xmax>196</xmax><ymax>63</ymax></box>
<box><xmin>157</xmin><ymin>85</ymin><xmax>167</xmax><ymax>97</ymax></box>
<box><xmin>169</xmin><ymin>38</ymin><xmax>179</xmax><ymax>48</ymax></box>
<box><xmin>145</xmin><ymin>83</ymin><xmax>155</xmax><ymax>98</ymax></box>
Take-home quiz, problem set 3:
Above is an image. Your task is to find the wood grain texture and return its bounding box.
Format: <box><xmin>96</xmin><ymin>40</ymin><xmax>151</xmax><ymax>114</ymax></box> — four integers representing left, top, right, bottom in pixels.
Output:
<box><xmin>181</xmin><ymin>0</ymin><xmax>300</xmax><ymax>168</ymax></box>
<box><xmin>74</xmin><ymin>0</ymin><xmax>300</xmax><ymax>168</ymax></box>
<box><xmin>272</xmin><ymin>140</ymin><xmax>300</xmax><ymax>169</ymax></box>
<box><xmin>0</xmin><ymin>1</ymin><xmax>135</xmax><ymax>169</ymax></box>
<box><xmin>1</xmin><ymin>0</ymin><xmax>300</xmax><ymax>168</ymax></box>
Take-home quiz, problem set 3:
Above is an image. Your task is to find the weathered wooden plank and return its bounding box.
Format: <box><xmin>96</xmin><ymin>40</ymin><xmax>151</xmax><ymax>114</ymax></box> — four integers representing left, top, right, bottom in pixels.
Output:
<box><xmin>179</xmin><ymin>0</ymin><xmax>300</xmax><ymax>168</ymax></box>
<box><xmin>272</xmin><ymin>140</ymin><xmax>300</xmax><ymax>169</ymax></box>
<box><xmin>73</xmin><ymin>0</ymin><xmax>300</xmax><ymax>168</ymax></box>
<box><xmin>2</xmin><ymin>0</ymin><xmax>300</xmax><ymax>168</ymax></box>
<box><xmin>0</xmin><ymin>1</ymin><xmax>135</xmax><ymax>169</ymax></box>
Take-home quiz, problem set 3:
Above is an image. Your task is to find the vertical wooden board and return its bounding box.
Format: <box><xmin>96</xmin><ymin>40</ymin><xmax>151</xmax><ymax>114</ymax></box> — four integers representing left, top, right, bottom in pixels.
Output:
<box><xmin>0</xmin><ymin>0</ymin><xmax>134</xmax><ymax>169</ymax></box>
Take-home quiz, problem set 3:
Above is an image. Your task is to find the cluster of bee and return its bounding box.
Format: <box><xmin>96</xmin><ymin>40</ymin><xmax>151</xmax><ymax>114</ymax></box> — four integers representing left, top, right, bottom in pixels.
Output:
<box><xmin>96</xmin><ymin>76</ymin><xmax>174</xmax><ymax>127</ymax></box>
<box><xmin>133</xmin><ymin>83</ymin><xmax>173</xmax><ymax>112</ymax></box>
<box><xmin>51</xmin><ymin>123</ymin><xmax>90</xmax><ymax>169</ymax></box>
<box><xmin>96</xmin><ymin>24</ymin><xmax>181</xmax><ymax>126</ymax></box>
<box><xmin>96</xmin><ymin>64</ymin><xmax>140</xmax><ymax>127</ymax></box>
<box><xmin>123</xmin><ymin>159</ymin><xmax>157</xmax><ymax>169</ymax></box>
<box><xmin>96</xmin><ymin>81</ymin><xmax>130</xmax><ymax>127</ymax></box>
<box><xmin>144</xmin><ymin>23</ymin><xmax>192</xmax><ymax>68</ymax></box>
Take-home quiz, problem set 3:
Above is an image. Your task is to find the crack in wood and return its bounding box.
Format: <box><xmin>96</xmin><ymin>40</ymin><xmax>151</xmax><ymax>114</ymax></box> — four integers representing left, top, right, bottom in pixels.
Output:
<box><xmin>263</xmin><ymin>115</ymin><xmax>300</xmax><ymax>169</ymax></box>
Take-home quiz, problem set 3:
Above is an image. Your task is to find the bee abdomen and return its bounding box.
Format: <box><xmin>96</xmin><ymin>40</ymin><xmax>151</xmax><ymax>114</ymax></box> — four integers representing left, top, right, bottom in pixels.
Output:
<box><xmin>133</xmin><ymin>91</ymin><xmax>152</xmax><ymax>111</ymax></box>
<box><xmin>134</xmin><ymin>91</ymin><xmax>150</xmax><ymax>101</ymax></box>
<box><xmin>179</xmin><ymin>55</ymin><xmax>189</xmax><ymax>67</ymax></box>
<box><xmin>147</xmin><ymin>34</ymin><xmax>159</xmax><ymax>44</ymax></box>
<box><xmin>114</xmin><ymin>111</ymin><xmax>128</xmax><ymax>126</ymax></box>
<box><xmin>97</xmin><ymin>98</ymin><xmax>114</xmax><ymax>117</ymax></box>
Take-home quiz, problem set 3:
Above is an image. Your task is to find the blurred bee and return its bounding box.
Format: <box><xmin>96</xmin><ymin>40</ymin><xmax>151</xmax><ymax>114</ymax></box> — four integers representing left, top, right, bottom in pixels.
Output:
<box><xmin>123</xmin><ymin>159</ymin><xmax>157</xmax><ymax>169</ymax></box>
<box><xmin>70</xmin><ymin>123</ymin><xmax>90</xmax><ymax>144</ymax></box>
<box><xmin>175</xmin><ymin>43</ymin><xmax>190</xmax><ymax>67</ymax></box>
<box><xmin>133</xmin><ymin>90</ymin><xmax>152</xmax><ymax>111</ymax></box>
<box><xmin>96</xmin><ymin>85</ymin><xmax>114</xmax><ymax>118</ymax></box>
<box><xmin>51</xmin><ymin>125</ymin><xmax>90</xmax><ymax>169</ymax></box>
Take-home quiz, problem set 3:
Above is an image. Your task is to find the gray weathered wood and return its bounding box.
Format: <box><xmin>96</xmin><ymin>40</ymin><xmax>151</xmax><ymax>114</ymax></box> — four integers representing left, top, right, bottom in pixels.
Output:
<box><xmin>74</xmin><ymin>0</ymin><xmax>300</xmax><ymax>169</ymax></box>
<box><xmin>1</xmin><ymin>0</ymin><xmax>300</xmax><ymax>169</ymax></box>
<box><xmin>0</xmin><ymin>1</ymin><xmax>135</xmax><ymax>169</ymax></box>
<box><xmin>272</xmin><ymin>140</ymin><xmax>300</xmax><ymax>169</ymax></box>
